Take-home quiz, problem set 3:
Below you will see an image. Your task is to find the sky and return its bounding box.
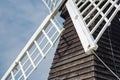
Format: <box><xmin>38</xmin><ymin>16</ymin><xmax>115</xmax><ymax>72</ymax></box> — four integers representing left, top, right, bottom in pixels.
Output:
<box><xmin>0</xmin><ymin>0</ymin><xmax>58</xmax><ymax>80</ymax></box>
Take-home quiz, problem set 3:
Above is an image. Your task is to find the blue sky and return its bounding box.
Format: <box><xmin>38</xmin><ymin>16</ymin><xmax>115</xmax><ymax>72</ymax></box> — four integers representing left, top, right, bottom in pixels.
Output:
<box><xmin>0</xmin><ymin>0</ymin><xmax>57</xmax><ymax>80</ymax></box>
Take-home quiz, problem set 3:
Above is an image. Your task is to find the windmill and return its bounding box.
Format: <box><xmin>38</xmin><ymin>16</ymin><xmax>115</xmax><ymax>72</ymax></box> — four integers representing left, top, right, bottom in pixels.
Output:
<box><xmin>1</xmin><ymin>0</ymin><xmax>120</xmax><ymax>80</ymax></box>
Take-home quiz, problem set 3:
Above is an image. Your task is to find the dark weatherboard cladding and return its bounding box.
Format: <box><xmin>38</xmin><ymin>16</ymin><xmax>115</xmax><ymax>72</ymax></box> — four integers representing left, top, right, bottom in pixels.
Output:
<box><xmin>48</xmin><ymin>5</ymin><xmax>120</xmax><ymax>80</ymax></box>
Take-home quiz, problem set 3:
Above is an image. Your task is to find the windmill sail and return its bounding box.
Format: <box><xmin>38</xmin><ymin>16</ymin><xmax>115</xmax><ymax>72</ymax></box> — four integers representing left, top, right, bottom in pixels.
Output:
<box><xmin>42</xmin><ymin>0</ymin><xmax>60</xmax><ymax>13</ymax></box>
<box><xmin>66</xmin><ymin>0</ymin><xmax>120</xmax><ymax>53</ymax></box>
<box><xmin>1</xmin><ymin>0</ymin><xmax>65</xmax><ymax>80</ymax></box>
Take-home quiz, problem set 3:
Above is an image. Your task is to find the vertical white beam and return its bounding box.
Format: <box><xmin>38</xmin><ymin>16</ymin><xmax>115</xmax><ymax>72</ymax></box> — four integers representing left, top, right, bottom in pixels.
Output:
<box><xmin>26</xmin><ymin>51</ymin><xmax>36</xmax><ymax>69</ymax></box>
<box><xmin>19</xmin><ymin>62</ymin><xmax>27</xmax><ymax>80</ymax></box>
<box><xmin>34</xmin><ymin>40</ymin><xmax>45</xmax><ymax>57</ymax></box>
<box><xmin>11</xmin><ymin>71</ymin><xmax>15</xmax><ymax>80</ymax></box>
<box><xmin>66</xmin><ymin>0</ymin><xmax>98</xmax><ymax>53</ymax></box>
<box><xmin>50</xmin><ymin>19</ymin><xmax>61</xmax><ymax>33</ymax></box>
<box><xmin>42</xmin><ymin>30</ymin><xmax>53</xmax><ymax>46</ymax></box>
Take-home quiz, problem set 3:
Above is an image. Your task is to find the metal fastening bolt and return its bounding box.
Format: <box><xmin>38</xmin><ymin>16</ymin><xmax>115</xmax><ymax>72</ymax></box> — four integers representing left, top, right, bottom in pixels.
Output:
<box><xmin>88</xmin><ymin>45</ymin><xmax>90</xmax><ymax>49</ymax></box>
<box><xmin>75</xmin><ymin>15</ymin><xmax>78</xmax><ymax>20</ymax></box>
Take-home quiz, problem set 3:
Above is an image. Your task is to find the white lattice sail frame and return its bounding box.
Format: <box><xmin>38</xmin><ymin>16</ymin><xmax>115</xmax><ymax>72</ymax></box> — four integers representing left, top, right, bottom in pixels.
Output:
<box><xmin>66</xmin><ymin>0</ymin><xmax>120</xmax><ymax>53</ymax></box>
<box><xmin>1</xmin><ymin>0</ymin><xmax>65</xmax><ymax>80</ymax></box>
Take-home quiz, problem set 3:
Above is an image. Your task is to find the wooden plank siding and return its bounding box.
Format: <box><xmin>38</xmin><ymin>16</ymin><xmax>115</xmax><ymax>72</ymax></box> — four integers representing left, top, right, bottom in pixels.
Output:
<box><xmin>48</xmin><ymin>5</ymin><xmax>120</xmax><ymax>80</ymax></box>
<box><xmin>94</xmin><ymin>11</ymin><xmax>120</xmax><ymax>80</ymax></box>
